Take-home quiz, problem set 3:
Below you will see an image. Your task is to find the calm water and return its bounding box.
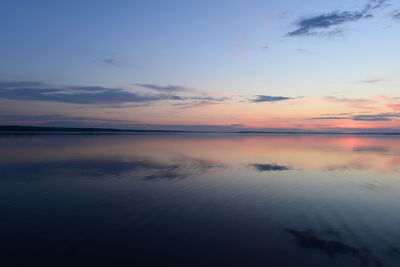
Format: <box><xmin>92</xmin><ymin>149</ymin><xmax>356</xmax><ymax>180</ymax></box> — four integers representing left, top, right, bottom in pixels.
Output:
<box><xmin>1</xmin><ymin>133</ymin><xmax>400</xmax><ymax>267</ymax></box>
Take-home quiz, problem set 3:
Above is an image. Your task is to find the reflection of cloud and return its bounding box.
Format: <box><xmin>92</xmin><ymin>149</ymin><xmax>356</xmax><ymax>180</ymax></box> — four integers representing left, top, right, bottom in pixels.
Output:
<box><xmin>141</xmin><ymin>157</ymin><xmax>226</xmax><ymax>181</ymax></box>
<box><xmin>0</xmin><ymin>157</ymin><xmax>226</xmax><ymax>181</ymax></box>
<box><xmin>252</xmin><ymin>163</ymin><xmax>290</xmax><ymax>172</ymax></box>
<box><xmin>353</xmin><ymin>145</ymin><xmax>389</xmax><ymax>153</ymax></box>
<box><xmin>380</xmin><ymin>157</ymin><xmax>400</xmax><ymax>173</ymax></box>
<box><xmin>323</xmin><ymin>162</ymin><xmax>366</xmax><ymax>171</ymax></box>
<box><xmin>386</xmin><ymin>247</ymin><xmax>400</xmax><ymax>256</ymax></box>
<box><xmin>287</xmin><ymin>228</ymin><xmax>381</xmax><ymax>266</ymax></box>
<box><xmin>361</xmin><ymin>182</ymin><xmax>388</xmax><ymax>192</ymax></box>
<box><xmin>287</xmin><ymin>229</ymin><xmax>355</xmax><ymax>255</ymax></box>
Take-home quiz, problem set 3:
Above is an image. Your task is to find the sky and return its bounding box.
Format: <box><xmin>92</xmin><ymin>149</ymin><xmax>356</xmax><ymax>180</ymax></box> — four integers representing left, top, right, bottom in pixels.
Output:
<box><xmin>1</xmin><ymin>0</ymin><xmax>400</xmax><ymax>132</ymax></box>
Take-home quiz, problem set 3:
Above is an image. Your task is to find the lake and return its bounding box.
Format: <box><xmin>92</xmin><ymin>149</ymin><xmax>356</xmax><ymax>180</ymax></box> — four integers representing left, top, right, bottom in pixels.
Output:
<box><xmin>1</xmin><ymin>133</ymin><xmax>400</xmax><ymax>267</ymax></box>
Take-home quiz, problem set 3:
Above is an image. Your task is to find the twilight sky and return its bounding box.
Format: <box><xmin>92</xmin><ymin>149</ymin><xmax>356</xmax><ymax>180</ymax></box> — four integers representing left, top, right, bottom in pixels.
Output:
<box><xmin>1</xmin><ymin>0</ymin><xmax>400</xmax><ymax>132</ymax></box>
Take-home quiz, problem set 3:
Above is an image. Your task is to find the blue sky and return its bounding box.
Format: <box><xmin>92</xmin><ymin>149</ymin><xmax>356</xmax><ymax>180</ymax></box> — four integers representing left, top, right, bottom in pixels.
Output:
<box><xmin>1</xmin><ymin>0</ymin><xmax>400</xmax><ymax>131</ymax></box>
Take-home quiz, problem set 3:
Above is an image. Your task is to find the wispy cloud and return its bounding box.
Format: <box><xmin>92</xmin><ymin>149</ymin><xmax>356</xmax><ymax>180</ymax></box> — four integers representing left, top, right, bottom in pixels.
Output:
<box><xmin>393</xmin><ymin>10</ymin><xmax>400</xmax><ymax>19</ymax></box>
<box><xmin>324</xmin><ymin>96</ymin><xmax>375</xmax><ymax>109</ymax></box>
<box><xmin>0</xmin><ymin>86</ymin><xmax>178</xmax><ymax>104</ymax></box>
<box><xmin>101</xmin><ymin>58</ymin><xmax>117</xmax><ymax>66</ymax></box>
<box><xmin>360</xmin><ymin>78</ymin><xmax>387</xmax><ymax>83</ymax></box>
<box><xmin>0</xmin><ymin>80</ymin><xmax>228</xmax><ymax>106</ymax></box>
<box><xmin>311</xmin><ymin>112</ymin><xmax>400</xmax><ymax>121</ymax></box>
<box><xmin>179</xmin><ymin>101</ymin><xmax>224</xmax><ymax>109</ymax></box>
<box><xmin>134</xmin><ymin>84</ymin><xmax>229</xmax><ymax>105</ymax></box>
<box><xmin>386</xmin><ymin>103</ymin><xmax>400</xmax><ymax>110</ymax></box>
<box><xmin>94</xmin><ymin>56</ymin><xmax>123</xmax><ymax>67</ymax></box>
<box><xmin>249</xmin><ymin>95</ymin><xmax>294</xmax><ymax>103</ymax></box>
<box><xmin>134</xmin><ymin>83</ymin><xmax>191</xmax><ymax>93</ymax></box>
<box><xmin>0</xmin><ymin>81</ymin><xmax>45</xmax><ymax>88</ymax></box>
<box><xmin>286</xmin><ymin>0</ymin><xmax>388</xmax><ymax>37</ymax></box>
<box><xmin>312</xmin><ymin>116</ymin><xmax>349</xmax><ymax>120</ymax></box>
<box><xmin>352</xmin><ymin>114</ymin><xmax>396</xmax><ymax>121</ymax></box>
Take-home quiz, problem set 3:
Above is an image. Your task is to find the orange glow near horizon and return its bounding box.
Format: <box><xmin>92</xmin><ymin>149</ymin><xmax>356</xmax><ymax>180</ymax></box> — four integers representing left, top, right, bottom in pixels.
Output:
<box><xmin>3</xmin><ymin>134</ymin><xmax>399</xmax><ymax>174</ymax></box>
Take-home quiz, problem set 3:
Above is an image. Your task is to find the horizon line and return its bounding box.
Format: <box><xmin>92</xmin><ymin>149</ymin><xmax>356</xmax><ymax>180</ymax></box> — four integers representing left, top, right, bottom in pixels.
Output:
<box><xmin>1</xmin><ymin>125</ymin><xmax>400</xmax><ymax>135</ymax></box>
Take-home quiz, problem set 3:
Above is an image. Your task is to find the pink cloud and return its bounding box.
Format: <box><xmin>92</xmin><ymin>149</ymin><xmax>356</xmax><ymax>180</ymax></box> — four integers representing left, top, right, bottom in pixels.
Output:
<box><xmin>386</xmin><ymin>103</ymin><xmax>400</xmax><ymax>111</ymax></box>
<box><xmin>360</xmin><ymin>78</ymin><xmax>387</xmax><ymax>84</ymax></box>
<box><xmin>324</xmin><ymin>96</ymin><xmax>376</xmax><ymax>110</ymax></box>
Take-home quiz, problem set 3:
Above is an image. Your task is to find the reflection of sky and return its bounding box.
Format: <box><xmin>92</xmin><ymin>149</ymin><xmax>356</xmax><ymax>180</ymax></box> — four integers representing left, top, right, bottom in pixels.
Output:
<box><xmin>2</xmin><ymin>134</ymin><xmax>400</xmax><ymax>174</ymax></box>
<box><xmin>2</xmin><ymin>134</ymin><xmax>400</xmax><ymax>266</ymax></box>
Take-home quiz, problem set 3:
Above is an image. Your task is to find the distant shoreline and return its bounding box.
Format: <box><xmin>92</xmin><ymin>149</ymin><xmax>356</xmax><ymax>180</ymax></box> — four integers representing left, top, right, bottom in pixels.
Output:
<box><xmin>1</xmin><ymin>125</ymin><xmax>400</xmax><ymax>135</ymax></box>
<box><xmin>0</xmin><ymin>125</ymin><xmax>186</xmax><ymax>133</ymax></box>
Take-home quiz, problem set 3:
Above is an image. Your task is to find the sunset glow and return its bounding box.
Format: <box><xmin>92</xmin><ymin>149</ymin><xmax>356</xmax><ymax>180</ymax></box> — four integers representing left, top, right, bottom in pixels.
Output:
<box><xmin>1</xmin><ymin>0</ymin><xmax>399</xmax><ymax>132</ymax></box>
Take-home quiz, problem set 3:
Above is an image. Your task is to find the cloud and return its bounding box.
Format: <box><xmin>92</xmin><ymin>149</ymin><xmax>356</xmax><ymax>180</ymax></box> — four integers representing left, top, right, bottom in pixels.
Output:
<box><xmin>134</xmin><ymin>83</ymin><xmax>191</xmax><ymax>93</ymax></box>
<box><xmin>312</xmin><ymin>116</ymin><xmax>349</xmax><ymax>120</ymax></box>
<box><xmin>133</xmin><ymin>83</ymin><xmax>229</xmax><ymax>103</ymax></box>
<box><xmin>324</xmin><ymin>96</ymin><xmax>375</xmax><ymax>109</ymax></box>
<box><xmin>360</xmin><ymin>78</ymin><xmax>387</xmax><ymax>83</ymax></box>
<box><xmin>0</xmin><ymin>86</ymin><xmax>179</xmax><ymax>104</ymax></box>
<box><xmin>294</xmin><ymin>124</ymin><xmax>334</xmax><ymax>128</ymax></box>
<box><xmin>252</xmin><ymin>163</ymin><xmax>291</xmax><ymax>172</ymax></box>
<box><xmin>0</xmin><ymin>81</ymin><xmax>45</xmax><ymax>88</ymax></box>
<box><xmin>249</xmin><ymin>95</ymin><xmax>294</xmax><ymax>103</ymax></box>
<box><xmin>101</xmin><ymin>58</ymin><xmax>117</xmax><ymax>66</ymax></box>
<box><xmin>393</xmin><ymin>10</ymin><xmax>400</xmax><ymax>19</ymax></box>
<box><xmin>311</xmin><ymin>112</ymin><xmax>400</xmax><ymax>121</ymax></box>
<box><xmin>325</xmin><ymin>113</ymin><xmax>351</xmax><ymax>116</ymax></box>
<box><xmin>96</xmin><ymin>56</ymin><xmax>125</xmax><ymax>67</ymax></box>
<box><xmin>386</xmin><ymin>103</ymin><xmax>400</xmax><ymax>110</ymax></box>
<box><xmin>0</xmin><ymin>80</ymin><xmax>231</xmax><ymax>109</ymax></box>
<box><xmin>0</xmin><ymin>80</ymin><xmax>224</xmax><ymax>105</ymax></box>
<box><xmin>179</xmin><ymin>101</ymin><xmax>224</xmax><ymax>109</ymax></box>
<box><xmin>297</xmin><ymin>48</ymin><xmax>311</xmax><ymax>54</ymax></box>
<box><xmin>286</xmin><ymin>0</ymin><xmax>388</xmax><ymax>37</ymax></box>
<box><xmin>352</xmin><ymin>114</ymin><xmax>394</xmax><ymax>121</ymax></box>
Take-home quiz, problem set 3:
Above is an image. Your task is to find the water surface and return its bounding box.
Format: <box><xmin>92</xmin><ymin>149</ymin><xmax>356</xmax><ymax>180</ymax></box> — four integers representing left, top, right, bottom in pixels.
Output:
<box><xmin>1</xmin><ymin>133</ymin><xmax>400</xmax><ymax>266</ymax></box>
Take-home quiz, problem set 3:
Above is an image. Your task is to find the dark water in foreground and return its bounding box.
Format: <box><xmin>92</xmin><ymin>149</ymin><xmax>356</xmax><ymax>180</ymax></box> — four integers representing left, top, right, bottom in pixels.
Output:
<box><xmin>1</xmin><ymin>133</ymin><xmax>400</xmax><ymax>267</ymax></box>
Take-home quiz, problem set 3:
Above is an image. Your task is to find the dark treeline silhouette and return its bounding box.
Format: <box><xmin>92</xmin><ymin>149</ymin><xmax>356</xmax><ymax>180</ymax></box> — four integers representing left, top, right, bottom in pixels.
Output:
<box><xmin>1</xmin><ymin>125</ymin><xmax>400</xmax><ymax>135</ymax></box>
<box><xmin>0</xmin><ymin>126</ymin><xmax>185</xmax><ymax>133</ymax></box>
